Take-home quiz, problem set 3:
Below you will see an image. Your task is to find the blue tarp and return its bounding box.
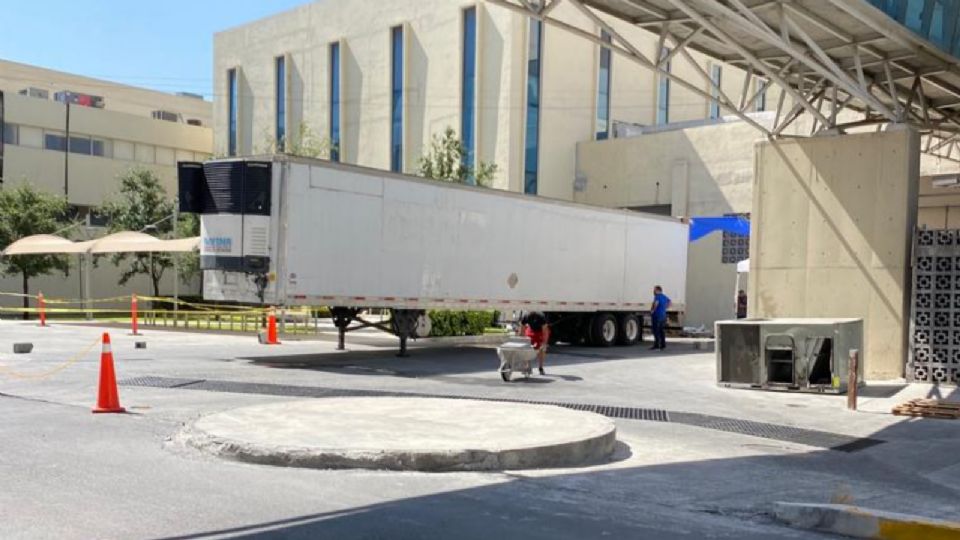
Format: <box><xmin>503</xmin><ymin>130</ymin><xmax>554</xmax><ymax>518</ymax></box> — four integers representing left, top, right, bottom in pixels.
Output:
<box><xmin>689</xmin><ymin>216</ymin><xmax>750</xmax><ymax>242</ymax></box>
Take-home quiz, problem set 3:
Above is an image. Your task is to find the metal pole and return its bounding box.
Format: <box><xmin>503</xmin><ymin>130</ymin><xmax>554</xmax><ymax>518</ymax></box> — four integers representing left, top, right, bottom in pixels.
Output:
<box><xmin>847</xmin><ymin>349</ymin><xmax>859</xmax><ymax>410</ymax></box>
<box><xmin>64</xmin><ymin>102</ymin><xmax>70</xmax><ymax>198</ymax></box>
<box><xmin>172</xmin><ymin>198</ymin><xmax>179</xmax><ymax>316</ymax></box>
<box><xmin>84</xmin><ymin>254</ymin><xmax>92</xmax><ymax>320</ymax></box>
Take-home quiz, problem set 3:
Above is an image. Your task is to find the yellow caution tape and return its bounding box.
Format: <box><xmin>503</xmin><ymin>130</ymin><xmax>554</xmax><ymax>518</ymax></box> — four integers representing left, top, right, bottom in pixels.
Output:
<box><xmin>0</xmin><ymin>335</ymin><xmax>101</xmax><ymax>380</ymax></box>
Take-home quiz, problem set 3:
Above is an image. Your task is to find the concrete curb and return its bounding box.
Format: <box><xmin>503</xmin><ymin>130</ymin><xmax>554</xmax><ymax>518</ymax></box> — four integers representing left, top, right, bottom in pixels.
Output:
<box><xmin>773</xmin><ymin>502</ymin><xmax>960</xmax><ymax>539</ymax></box>
<box><xmin>177</xmin><ymin>397</ymin><xmax>617</xmax><ymax>472</ymax></box>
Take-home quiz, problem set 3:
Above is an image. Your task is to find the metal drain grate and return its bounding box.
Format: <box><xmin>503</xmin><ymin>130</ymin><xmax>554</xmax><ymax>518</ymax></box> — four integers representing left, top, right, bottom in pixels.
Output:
<box><xmin>669</xmin><ymin>412</ymin><xmax>884</xmax><ymax>452</ymax></box>
<box><xmin>119</xmin><ymin>376</ymin><xmax>205</xmax><ymax>389</ymax></box>
<box><xmin>122</xmin><ymin>376</ymin><xmax>880</xmax><ymax>452</ymax></box>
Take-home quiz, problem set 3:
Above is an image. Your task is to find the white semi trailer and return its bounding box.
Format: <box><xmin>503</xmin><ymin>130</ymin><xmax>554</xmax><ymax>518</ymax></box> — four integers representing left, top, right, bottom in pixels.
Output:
<box><xmin>178</xmin><ymin>156</ymin><xmax>688</xmax><ymax>355</ymax></box>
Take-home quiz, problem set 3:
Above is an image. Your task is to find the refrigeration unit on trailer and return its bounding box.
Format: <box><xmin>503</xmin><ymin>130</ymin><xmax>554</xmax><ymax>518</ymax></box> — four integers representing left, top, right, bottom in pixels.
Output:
<box><xmin>178</xmin><ymin>156</ymin><xmax>688</xmax><ymax>354</ymax></box>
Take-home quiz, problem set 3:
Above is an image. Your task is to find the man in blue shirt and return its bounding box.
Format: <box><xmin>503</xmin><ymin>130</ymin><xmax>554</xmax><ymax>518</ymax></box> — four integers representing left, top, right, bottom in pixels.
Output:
<box><xmin>650</xmin><ymin>285</ymin><xmax>671</xmax><ymax>350</ymax></box>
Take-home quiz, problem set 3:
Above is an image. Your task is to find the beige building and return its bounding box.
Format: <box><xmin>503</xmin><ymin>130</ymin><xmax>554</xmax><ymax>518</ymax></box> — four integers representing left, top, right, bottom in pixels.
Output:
<box><xmin>0</xmin><ymin>59</ymin><xmax>213</xmax><ymax>302</ymax></box>
<box><xmin>213</xmin><ymin>0</ymin><xmax>769</xmax><ymax>199</ymax></box>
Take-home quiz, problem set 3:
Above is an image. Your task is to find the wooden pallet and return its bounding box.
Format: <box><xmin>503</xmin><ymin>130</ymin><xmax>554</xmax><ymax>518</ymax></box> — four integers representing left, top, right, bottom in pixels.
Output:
<box><xmin>892</xmin><ymin>398</ymin><xmax>960</xmax><ymax>419</ymax></box>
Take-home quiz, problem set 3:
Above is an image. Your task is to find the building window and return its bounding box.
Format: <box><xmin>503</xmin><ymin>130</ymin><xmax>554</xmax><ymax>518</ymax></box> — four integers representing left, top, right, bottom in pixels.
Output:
<box><xmin>462</xmin><ymin>6</ymin><xmax>478</xmax><ymax>179</ymax></box>
<box><xmin>657</xmin><ymin>48</ymin><xmax>670</xmax><ymax>125</ymax></box>
<box><xmin>227</xmin><ymin>68</ymin><xmax>238</xmax><ymax>156</ymax></box>
<box><xmin>2</xmin><ymin>123</ymin><xmax>16</xmax><ymax>145</ymax></box>
<box><xmin>329</xmin><ymin>42</ymin><xmax>341</xmax><ymax>162</ymax></box>
<box><xmin>596</xmin><ymin>30</ymin><xmax>612</xmax><ymax>140</ymax></box>
<box><xmin>756</xmin><ymin>80</ymin><xmax>767</xmax><ymax>112</ymax></box>
<box><xmin>275</xmin><ymin>56</ymin><xmax>286</xmax><ymax>151</ymax></box>
<box><xmin>69</xmin><ymin>136</ymin><xmax>92</xmax><ymax>155</ymax></box>
<box><xmin>390</xmin><ymin>25</ymin><xmax>404</xmax><ymax>173</ymax></box>
<box><xmin>524</xmin><ymin>19</ymin><xmax>543</xmax><ymax>195</ymax></box>
<box><xmin>44</xmin><ymin>131</ymin><xmax>67</xmax><ymax>152</ymax></box>
<box><xmin>709</xmin><ymin>64</ymin><xmax>722</xmax><ymax>119</ymax></box>
<box><xmin>92</xmin><ymin>138</ymin><xmax>110</xmax><ymax>157</ymax></box>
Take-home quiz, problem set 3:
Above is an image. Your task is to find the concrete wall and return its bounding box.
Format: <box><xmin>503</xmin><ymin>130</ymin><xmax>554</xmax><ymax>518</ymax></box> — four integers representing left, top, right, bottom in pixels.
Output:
<box><xmin>575</xmin><ymin>119</ymin><xmax>763</xmax><ymax>328</ymax></box>
<box><xmin>749</xmin><ymin>128</ymin><xmax>919</xmax><ymax>380</ymax></box>
<box><xmin>918</xmin><ymin>175</ymin><xmax>960</xmax><ymax>228</ymax></box>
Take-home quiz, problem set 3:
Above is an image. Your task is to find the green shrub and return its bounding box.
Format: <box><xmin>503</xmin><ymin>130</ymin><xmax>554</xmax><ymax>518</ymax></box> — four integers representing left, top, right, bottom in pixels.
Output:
<box><xmin>427</xmin><ymin>310</ymin><xmax>496</xmax><ymax>337</ymax></box>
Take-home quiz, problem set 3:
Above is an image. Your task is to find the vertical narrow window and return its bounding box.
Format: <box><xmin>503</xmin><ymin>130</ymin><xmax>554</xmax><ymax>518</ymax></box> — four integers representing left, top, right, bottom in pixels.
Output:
<box><xmin>657</xmin><ymin>48</ymin><xmax>670</xmax><ymax>125</ymax></box>
<box><xmin>461</xmin><ymin>7</ymin><xmax>478</xmax><ymax>180</ymax></box>
<box><xmin>227</xmin><ymin>68</ymin><xmax>238</xmax><ymax>156</ymax></box>
<box><xmin>275</xmin><ymin>56</ymin><xmax>286</xmax><ymax>151</ymax></box>
<box><xmin>596</xmin><ymin>30</ymin><xmax>612</xmax><ymax>140</ymax></box>
<box><xmin>390</xmin><ymin>25</ymin><xmax>404</xmax><ymax>173</ymax></box>
<box><xmin>709</xmin><ymin>64</ymin><xmax>722</xmax><ymax>119</ymax></box>
<box><xmin>524</xmin><ymin>19</ymin><xmax>543</xmax><ymax>195</ymax></box>
<box><xmin>329</xmin><ymin>42</ymin><xmax>341</xmax><ymax>162</ymax></box>
<box><xmin>756</xmin><ymin>80</ymin><xmax>767</xmax><ymax>112</ymax></box>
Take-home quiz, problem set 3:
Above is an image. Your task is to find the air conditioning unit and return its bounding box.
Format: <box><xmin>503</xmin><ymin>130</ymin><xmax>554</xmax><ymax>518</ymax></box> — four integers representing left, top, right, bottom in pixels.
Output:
<box><xmin>18</xmin><ymin>87</ymin><xmax>49</xmax><ymax>100</ymax></box>
<box><xmin>54</xmin><ymin>91</ymin><xmax>105</xmax><ymax>108</ymax></box>
<box><xmin>152</xmin><ymin>110</ymin><xmax>179</xmax><ymax>122</ymax></box>
<box><xmin>716</xmin><ymin>318</ymin><xmax>863</xmax><ymax>394</ymax></box>
<box><xmin>931</xmin><ymin>174</ymin><xmax>960</xmax><ymax>188</ymax></box>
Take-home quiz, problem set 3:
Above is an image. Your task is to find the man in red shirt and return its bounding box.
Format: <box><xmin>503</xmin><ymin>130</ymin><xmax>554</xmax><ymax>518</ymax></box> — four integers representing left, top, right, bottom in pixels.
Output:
<box><xmin>521</xmin><ymin>311</ymin><xmax>550</xmax><ymax>375</ymax></box>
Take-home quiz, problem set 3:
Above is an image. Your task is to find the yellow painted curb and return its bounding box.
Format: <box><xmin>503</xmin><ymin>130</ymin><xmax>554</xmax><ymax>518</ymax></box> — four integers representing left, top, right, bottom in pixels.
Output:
<box><xmin>774</xmin><ymin>502</ymin><xmax>960</xmax><ymax>540</ymax></box>
<box><xmin>878</xmin><ymin>518</ymin><xmax>960</xmax><ymax>540</ymax></box>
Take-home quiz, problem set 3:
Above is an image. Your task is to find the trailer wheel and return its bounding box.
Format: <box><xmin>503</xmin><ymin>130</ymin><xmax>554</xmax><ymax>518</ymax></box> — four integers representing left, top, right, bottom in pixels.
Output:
<box><xmin>590</xmin><ymin>313</ymin><xmax>618</xmax><ymax>347</ymax></box>
<box><xmin>501</xmin><ymin>369</ymin><xmax>512</xmax><ymax>382</ymax></box>
<box><xmin>617</xmin><ymin>314</ymin><xmax>641</xmax><ymax>346</ymax></box>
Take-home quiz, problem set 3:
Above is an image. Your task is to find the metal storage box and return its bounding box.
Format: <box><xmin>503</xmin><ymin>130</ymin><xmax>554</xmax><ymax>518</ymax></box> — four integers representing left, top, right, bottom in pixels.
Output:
<box><xmin>715</xmin><ymin>318</ymin><xmax>863</xmax><ymax>394</ymax></box>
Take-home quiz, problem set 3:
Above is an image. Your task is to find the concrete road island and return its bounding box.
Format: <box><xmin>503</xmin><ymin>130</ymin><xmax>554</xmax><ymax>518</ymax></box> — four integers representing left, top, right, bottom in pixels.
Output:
<box><xmin>179</xmin><ymin>397</ymin><xmax>617</xmax><ymax>471</ymax></box>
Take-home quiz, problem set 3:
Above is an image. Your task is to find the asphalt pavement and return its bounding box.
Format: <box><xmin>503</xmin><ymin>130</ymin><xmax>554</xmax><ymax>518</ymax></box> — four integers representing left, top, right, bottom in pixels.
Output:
<box><xmin>1</xmin><ymin>320</ymin><xmax>957</xmax><ymax>539</ymax></box>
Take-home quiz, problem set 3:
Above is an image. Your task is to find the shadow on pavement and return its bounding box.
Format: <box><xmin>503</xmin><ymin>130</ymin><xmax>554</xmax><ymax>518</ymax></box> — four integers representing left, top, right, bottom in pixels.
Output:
<box><xmin>239</xmin><ymin>343</ymin><xmax>707</xmax><ymax>381</ymax></box>
<box><xmin>155</xmin><ymin>411</ymin><xmax>960</xmax><ymax>540</ymax></box>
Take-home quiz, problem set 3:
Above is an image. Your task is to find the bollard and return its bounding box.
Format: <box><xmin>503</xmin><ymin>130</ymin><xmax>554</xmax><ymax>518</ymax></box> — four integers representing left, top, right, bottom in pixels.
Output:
<box><xmin>847</xmin><ymin>349</ymin><xmax>859</xmax><ymax>411</ymax></box>
<box><xmin>130</xmin><ymin>294</ymin><xmax>140</xmax><ymax>336</ymax></box>
<box><xmin>38</xmin><ymin>291</ymin><xmax>47</xmax><ymax>327</ymax></box>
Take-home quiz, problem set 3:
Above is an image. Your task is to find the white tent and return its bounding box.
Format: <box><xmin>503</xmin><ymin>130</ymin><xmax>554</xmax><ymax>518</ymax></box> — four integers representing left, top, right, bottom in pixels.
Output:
<box><xmin>2</xmin><ymin>232</ymin><xmax>199</xmax><ymax>256</ymax></box>
<box><xmin>1</xmin><ymin>232</ymin><xmax>200</xmax><ymax>316</ymax></box>
<box><xmin>1</xmin><ymin>234</ymin><xmax>93</xmax><ymax>255</ymax></box>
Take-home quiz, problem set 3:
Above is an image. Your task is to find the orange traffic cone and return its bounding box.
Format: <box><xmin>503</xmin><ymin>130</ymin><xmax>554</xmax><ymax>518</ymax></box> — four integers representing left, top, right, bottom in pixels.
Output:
<box><xmin>130</xmin><ymin>294</ymin><xmax>140</xmax><ymax>336</ymax></box>
<box><xmin>265</xmin><ymin>308</ymin><xmax>280</xmax><ymax>345</ymax></box>
<box><xmin>93</xmin><ymin>332</ymin><xmax>125</xmax><ymax>414</ymax></box>
<box><xmin>38</xmin><ymin>291</ymin><xmax>47</xmax><ymax>327</ymax></box>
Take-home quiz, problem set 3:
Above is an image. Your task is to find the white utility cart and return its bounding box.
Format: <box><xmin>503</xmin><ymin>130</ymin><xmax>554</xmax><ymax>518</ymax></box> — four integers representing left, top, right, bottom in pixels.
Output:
<box><xmin>496</xmin><ymin>337</ymin><xmax>539</xmax><ymax>382</ymax></box>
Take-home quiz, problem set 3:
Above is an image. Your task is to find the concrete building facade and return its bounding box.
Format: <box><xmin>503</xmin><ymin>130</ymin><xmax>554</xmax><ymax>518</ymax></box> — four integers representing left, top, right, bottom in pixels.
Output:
<box><xmin>0</xmin><ymin>59</ymin><xmax>213</xmax><ymax>302</ymax></box>
<box><xmin>212</xmin><ymin>0</ymin><xmax>769</xmax><ymax>200</ymax></box>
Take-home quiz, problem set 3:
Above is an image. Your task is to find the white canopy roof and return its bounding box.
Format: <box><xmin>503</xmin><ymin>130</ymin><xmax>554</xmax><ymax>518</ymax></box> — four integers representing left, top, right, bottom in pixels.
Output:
<box><xmin>2</xmin><ymin>232</ymin><xmax>200</xmax><ymax>256</ymax></box>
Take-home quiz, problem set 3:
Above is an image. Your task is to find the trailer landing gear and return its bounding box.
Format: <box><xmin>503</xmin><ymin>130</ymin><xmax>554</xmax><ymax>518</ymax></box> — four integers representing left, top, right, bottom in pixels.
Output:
<box><xmin>329</xmin><ymin>307</ymin><xmax>424</xmax><ymax>356</ymax></box>
<box><xmin>330</xmin><ymin>307</ymin><xmax>360</xmax><ymax>351</ymax></box>
<box><xmin>391</xmin><ymin>309</ymin><xmax>424</xmax><ymax>358</ymax></box>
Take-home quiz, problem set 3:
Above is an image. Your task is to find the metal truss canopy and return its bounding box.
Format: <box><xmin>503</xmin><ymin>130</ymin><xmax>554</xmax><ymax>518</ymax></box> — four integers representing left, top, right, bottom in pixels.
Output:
<box><xmin>489</xmin><ymin>0</ymin><xmax>960</xmax><ymax>162</ymax></box>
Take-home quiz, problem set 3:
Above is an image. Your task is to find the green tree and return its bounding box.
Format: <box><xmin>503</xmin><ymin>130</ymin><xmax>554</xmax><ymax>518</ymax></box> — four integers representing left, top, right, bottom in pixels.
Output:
<box><xmin>176</xmin><ymin>212</ymin><xmax>200</xmax><ymax>286</ymax></box>
<box><xmin>0</xmin><ymin>184</ymin><xmax>72</xmax><ymax>318</ymax></box>
<box><xmin>256</xmin><ymin>122</ymin><xmax>336</xmax><ymax>158</ymax></box>
<box><xmin>100</xmin><ymin>168</ymin><xmax>175</xmax><ymax>297</ymax></box>
<box><xmin>418</xmin><ymin>126</ymin><xmax>497</xmax><ymax>187</ymax></box>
